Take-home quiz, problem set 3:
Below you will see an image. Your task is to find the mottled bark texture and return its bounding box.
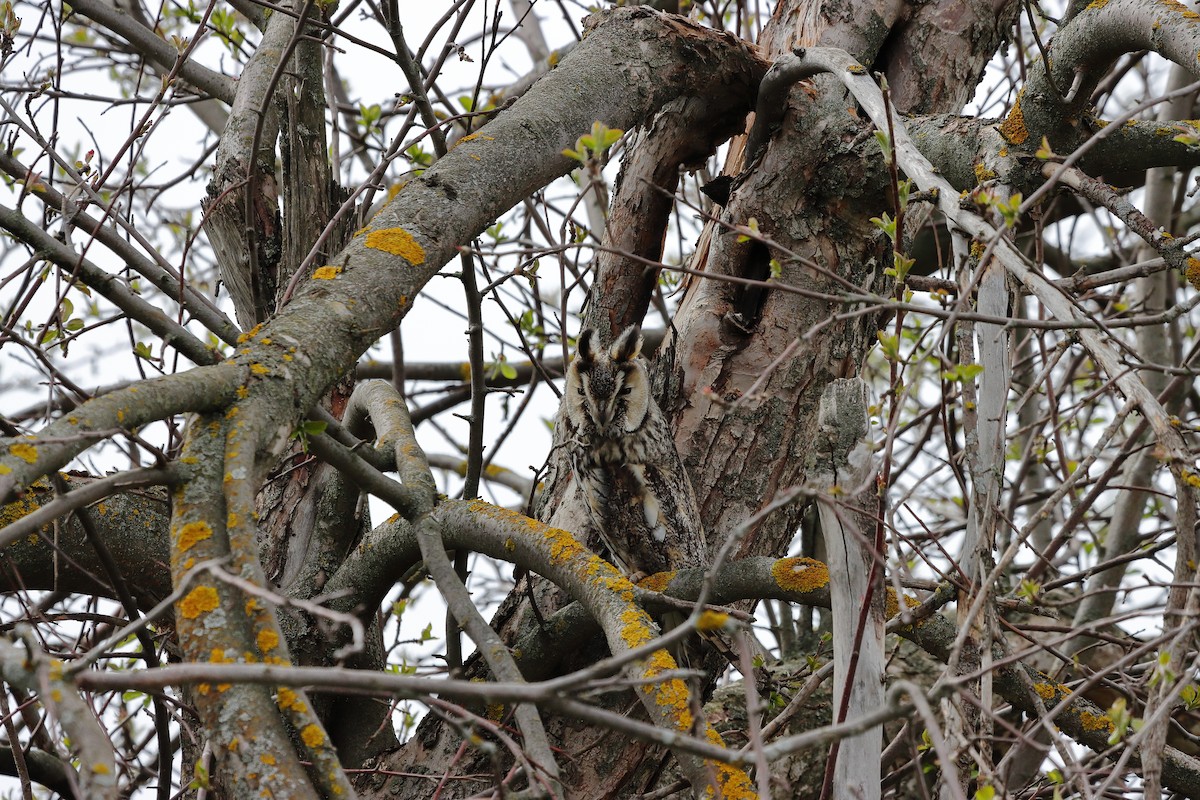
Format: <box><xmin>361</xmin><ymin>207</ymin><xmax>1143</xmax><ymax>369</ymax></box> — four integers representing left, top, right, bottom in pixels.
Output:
<box><xmin>384</xmin><ymin>1</ymin><xmax>1020</xmax><ymax>797</ymax></box>
<box><xmin>18</xmin><ymin>0</ymin><xmax>1200</xmax><ymax>796</ymax></box>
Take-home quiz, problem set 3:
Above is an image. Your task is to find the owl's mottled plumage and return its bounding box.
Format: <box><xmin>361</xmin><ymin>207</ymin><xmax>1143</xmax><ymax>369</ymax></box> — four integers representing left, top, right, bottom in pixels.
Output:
<box><xmin>563</xmin><ymin>326</ymin><xmax>705</xmax><ymax>577</ymax></box>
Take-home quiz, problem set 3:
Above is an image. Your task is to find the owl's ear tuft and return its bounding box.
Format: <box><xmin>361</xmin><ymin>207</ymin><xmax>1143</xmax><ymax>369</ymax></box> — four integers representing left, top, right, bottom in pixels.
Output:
<box><xmin>576</xmin><ymin>329</ymin><xmax>598</xmax><ymax>365</ymax></box>
<box><xmin>610</xmin><ymin>326</ymin><xmax>643</xmax><ymax>362</ymax></box>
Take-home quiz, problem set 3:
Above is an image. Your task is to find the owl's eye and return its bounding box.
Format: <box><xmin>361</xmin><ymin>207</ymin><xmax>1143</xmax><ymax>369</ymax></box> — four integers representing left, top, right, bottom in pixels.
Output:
<box><xmin>576</xmin><ymin>386</ymin><xmax>585</xmax><ymax>396</ymax></box>
<box><xmin>618</xmin><ymin>386</ymin><xmax>632</xmax><ymax>396</ymax></box>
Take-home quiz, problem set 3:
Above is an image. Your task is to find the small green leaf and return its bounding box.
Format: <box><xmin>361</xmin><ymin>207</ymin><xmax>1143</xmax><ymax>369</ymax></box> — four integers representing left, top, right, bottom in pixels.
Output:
<box><xmin>874</xmin><ymin>129</ymin><xmax>892</xmax><ymax>161</ymax></box>
<box><xmin>300</xmin><ymin>420</ymin><xmax>328</xmax><ymax>437</ymax></box>
<box><xmin>870</xmin><ymin>213</ymin><xmax>896</xmax><ymax>240</ymax></box>
<box><xmin>1106</xmin><ymin>697</ymin><xmax>1132</xmax><ymax>744</ymax></box>
<box><xmin>876</xmin><ymin>331</ymin><xmax>900</xmax><ymax>361</ymax></box>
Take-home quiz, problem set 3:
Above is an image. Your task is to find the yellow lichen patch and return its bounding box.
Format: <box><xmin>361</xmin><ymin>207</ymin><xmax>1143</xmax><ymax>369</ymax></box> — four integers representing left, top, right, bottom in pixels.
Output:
<box><xmin>637</xmin><ymin>571</ymin><xmax>674</xmax><ymax>593</ymax></box>
<box><xmin>9</xmin><ymin>443</ymin><xmax>38</xmax><ymax>463</ymax></box>
<box><xmin>1078</xmin><ymin>709</ymin><xmax>1113</xmax><ymax>732</ymax></box>
<box><xmin>973</xmin><ymin>162</ymin><xmax>997</xmax><ymax>183</ymax></box>
<box><xmin>771</xmin><ymin>557</ymin><xmax>829</xmax><ymax>592</ymax></box>
<box><xmin>620</xmin><ymin>608</ymin><xmax>655</xmax><ymax>649</ymax></box>
<box><xmin>300</xmin><ymin>724</ymin><xmax>326</xmax><ymax>748</ymax></box>
<box><xmin>209</xmin><ymin>648</ymin><xmax>234</xmax><ymax>664</ymax></box>
<box><xmin>1186</xmin><ymin>257</ymin><xmax>1200</xmax><ymax>290</ymax></box>
<box><xmin>544</xmin><ymin>525</ymin><xmax>588</xmax><ymax>565</ymax></box>
<box><xmin>486</xmin><ymin>702</ymin><xmax>505</xmax><ymax>721</ymax></box>
<box><xmin>1033</xmin><ymin>681</ymin><xmax>1065</xmax><ymax>702</ymax></box>
<box><xmin>176</xmin><ymin>521</ymin><xmax>213</xmax><ymax>552</ymax></box>
<box><xmin>651</xmin><ymin>676</ymin><xmax>692</xmax><ymax>728</ymax></box>
<box><xmin>257</xmin><ymin>629</ymin><xmax>280</xmax><ymax>653</ymax></box>
<box><xmin>1161</xmin><ymin>0</ymin><xmax>1195</xmax><ymax>15</ymax></box>
<box><xmin>312</xmin><ymin>266</ymin><xmax>342</xmax><ymax>280</ymax></box>
<box><xmin>260</xmin><ymin>754</ymin><xmax>277</xmax><ymax>766</ymax></box>
<box><xmin>1087</xmin><ymin>0</ymin><xmax>1109</xmax><ymax>9</ymax></box>
<box><xmin>276</xmin><ymin>687</ymin><xmax>307</xmax><ymax>713</ymax></box>
<box><xmin>91</xmin><ymin>762</ymin><xmax>111</xmax><ymax>775</ymax></box>
<box><xmin>249</xmin><ymin>363</ymin><xmax>270</xmax><ymax>375</ymax></box>
<box><xmin>884</xmin><ymin>588</ymin><xmax>921</xmax><ymax>620</ymax></box>
<box><xmin>227</xmin><ymin>512</ymin><xmax>240</xmax><ymax>529</ymax></box>
<box><xmin>600</xmin><ymin>571</ymin><xmax>635</xmax><ymax>601</ymax></box>
<box><xmin>179</xmin><ymin>585</ymin><xmax>219</xmax><ymax>619</ymax></box>
<box><xmin>703</xmin><ymin>760</ymin><xmax>757</xmax><ymax>800</ymax></box>
<box><xmin>641</xmin><ymin>650</ymin><xmax>692</xmax><ymax>728</ymax></box>
<box><xmin>699</xmin><ymin>730</ymin><xmax>757</xmax><ymax>798</ymax></box>
<box><xmin>0</xmin><ymin>494</ymin><xmax>41</xmax><ymax>529</ymax></box>
<box><xmin>697</xmin><ymin>610</ymin><xmax>731</xmax><ymax>632</ymax></box>
<box><xmin>999</xmin><ymin>93</ymin><xmax>1028</xmax><ymax>144</ymax></box>
<box><xmin>364</xmin><ymin>228</ymin><xmax>426</xmax><ymax>265</ymax></box>
<box><xmin>458</xmin><ymin>132</ymin><xmax>495</xmax><ymax>144</ymax></box>
<box><xmin>459</xmin><ymin>361</ymin><xmax>472</xmax><ymax>381</ymax></box>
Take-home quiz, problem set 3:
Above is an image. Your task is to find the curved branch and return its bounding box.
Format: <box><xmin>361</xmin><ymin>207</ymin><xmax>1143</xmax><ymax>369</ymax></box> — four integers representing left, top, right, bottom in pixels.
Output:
<box><xmin>1009</xmin><ymin>0</ymin><xmax>1200</xmax><ymax>150</ymax></box>
<box><xmin>0</xmin><ymin>363</ymin><xmax>244</xmax><ymax>502</ymax></box>
<box><xmin>0</xmin><ymin>636</ymin><xmax>117</xmax><ymax>800</ymax></box>
<box><xmin>0</xmin><ymin>204</ymin><xmax>221</xmax><ymax>366</ymax></box>
<box><xmin>0</xmin><ymin>152</ymin><xmax>240</xmax><ymax>347</ymax></box>
<box><xmin>67</xmin><ymin>0</ymin><xmax>236</xmax><ymax>105</ymax></box>
<box><xmin>243</xmin><ymin>7</ymin><xmax>766</xmax><ymax>447</ymax></box>
<box><xmin>0</xmin><ymin>747</ymin><xmax>78</xmax><ymax>799</ymax></box>
<box><xmin>415</xmin><ymin>517</ymin><xmax>562</xmax><ymax>794</ymax></box>
<box><xmin>168</xmin><ymin>413</ymin><xmax>326</xmax><ymax>800</ymax></box>
<box><xmin>8</xmin><ymin>480</ymin><xmax>1200</xmax><ymax>794</ymax></box>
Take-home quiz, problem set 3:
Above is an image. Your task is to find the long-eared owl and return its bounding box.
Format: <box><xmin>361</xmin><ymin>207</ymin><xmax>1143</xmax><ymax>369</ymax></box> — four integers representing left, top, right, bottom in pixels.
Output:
<box><xmin>563</xmin><ymin>326</ymin><xmax>706</xmax><ymax>578</ymax></box>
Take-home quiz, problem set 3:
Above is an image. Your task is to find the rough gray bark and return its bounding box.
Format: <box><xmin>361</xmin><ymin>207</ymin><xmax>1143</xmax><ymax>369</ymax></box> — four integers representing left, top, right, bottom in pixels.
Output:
<box><xmin>8</xmin><ymin>0</ymin><xmax>1200</xmax><ymax>798</ymax></box>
